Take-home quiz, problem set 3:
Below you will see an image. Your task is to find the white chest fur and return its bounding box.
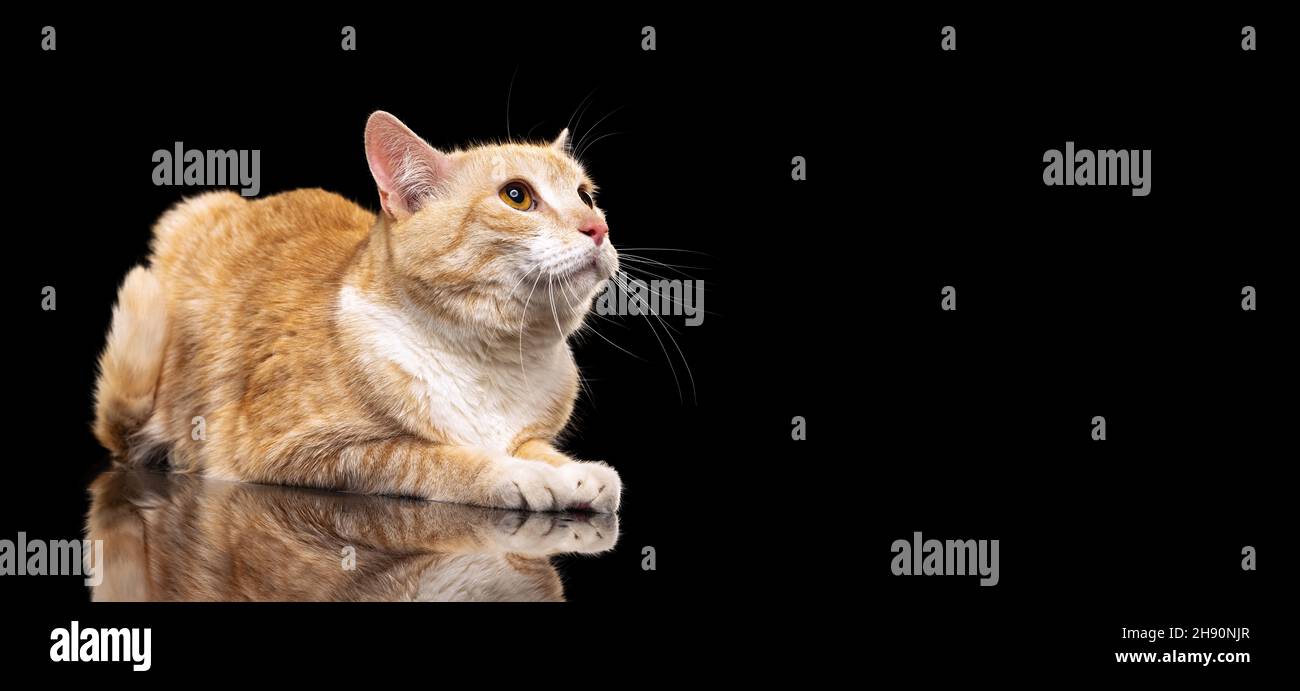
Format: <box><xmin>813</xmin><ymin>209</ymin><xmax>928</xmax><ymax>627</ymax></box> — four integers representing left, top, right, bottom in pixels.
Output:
<box><xmin>337</xmin><ymin>285</ymin><xmax>570</xmax><ymax>452</ymax></box>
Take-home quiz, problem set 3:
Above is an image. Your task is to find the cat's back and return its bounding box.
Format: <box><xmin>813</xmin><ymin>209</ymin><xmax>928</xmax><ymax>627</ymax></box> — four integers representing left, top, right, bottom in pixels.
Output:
<box><xmin>150</xmin><ymin>188</ymin><xmax>375</xmax><ymax>301</ymax></box>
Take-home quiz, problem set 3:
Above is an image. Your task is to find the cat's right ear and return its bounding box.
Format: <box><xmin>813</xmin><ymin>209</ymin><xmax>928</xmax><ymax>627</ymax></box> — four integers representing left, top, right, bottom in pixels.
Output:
<box><xmin>364</xmin><ymin>111</ymin><xmax>449</xmax><ymax>220</ymax></box>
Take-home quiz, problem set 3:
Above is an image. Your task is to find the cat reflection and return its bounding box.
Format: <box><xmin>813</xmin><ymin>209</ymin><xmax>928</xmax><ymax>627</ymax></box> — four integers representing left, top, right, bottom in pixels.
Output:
<box><xmin>86</xmin><ymin>470</ymin><xmax>617</xmax><ymax>601</ymax></box>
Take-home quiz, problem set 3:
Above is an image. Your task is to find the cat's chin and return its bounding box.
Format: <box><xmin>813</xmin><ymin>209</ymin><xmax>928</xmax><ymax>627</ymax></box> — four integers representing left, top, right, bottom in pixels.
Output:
<box><xmin>554</xmin><ymin>254</ymin><xmax>608</xmax><ymax>287</ymax></box>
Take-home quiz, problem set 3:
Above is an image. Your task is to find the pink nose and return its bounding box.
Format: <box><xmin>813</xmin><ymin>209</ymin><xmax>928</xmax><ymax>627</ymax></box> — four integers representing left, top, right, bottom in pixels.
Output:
<box><xmin>579</xmin><ymin>219</ymin><xmax>608</xmax><ymax>246</ymax></box>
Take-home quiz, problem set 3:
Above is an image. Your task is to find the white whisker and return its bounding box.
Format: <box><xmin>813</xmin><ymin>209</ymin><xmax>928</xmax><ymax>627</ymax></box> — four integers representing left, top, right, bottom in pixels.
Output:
<box><xmin>613</xmin><ymin>273</ymin><xmax>684</xmax><ymax>403</ymax></box>
<box><xmin>518</xmin><ymin>269</ymin><xmax>545</xmax><ymax>392</ymax></box>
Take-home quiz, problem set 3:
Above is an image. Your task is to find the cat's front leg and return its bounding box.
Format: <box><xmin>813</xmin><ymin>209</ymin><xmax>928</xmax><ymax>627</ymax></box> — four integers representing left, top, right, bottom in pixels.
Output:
<box><xmin>327</xmin><ymin>438</ymin><xmax>617</xmax><ymax>513</ymax></box>
<box><xmin>513</xmin><ymin>439</ymin><xmax>622</xmax><ymax>513</ymax></box>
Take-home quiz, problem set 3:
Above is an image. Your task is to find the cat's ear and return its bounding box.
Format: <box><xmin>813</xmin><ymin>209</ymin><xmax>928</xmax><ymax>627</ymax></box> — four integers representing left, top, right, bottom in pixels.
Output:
<box><xmin>551</xmin><ymin>128</ymin><xmax>570</xmax><ymax>153</ymax></box>
<box><xmin>364</xmin><ymin>111</ymin><xmax>449</xmax><ymax>220</ymax></box>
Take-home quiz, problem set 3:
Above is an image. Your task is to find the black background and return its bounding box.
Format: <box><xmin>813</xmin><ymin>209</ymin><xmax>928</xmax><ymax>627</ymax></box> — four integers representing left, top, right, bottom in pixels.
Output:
<box><xmin>2</xmin><ymin>8</ymin><xmax>1291</xmax><ymax>680</ymax></box>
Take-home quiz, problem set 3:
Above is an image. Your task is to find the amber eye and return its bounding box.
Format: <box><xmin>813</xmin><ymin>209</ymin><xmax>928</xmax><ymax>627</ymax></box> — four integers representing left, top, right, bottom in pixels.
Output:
<box><xmin>578</xmin><ymin>187</ymin><xmax>594</xmax><ymax>208</ymax></box>
<box><xmin>499</xmin><ymin>182</ymin><xmax>535</xmax><ymax>210</ymax></box>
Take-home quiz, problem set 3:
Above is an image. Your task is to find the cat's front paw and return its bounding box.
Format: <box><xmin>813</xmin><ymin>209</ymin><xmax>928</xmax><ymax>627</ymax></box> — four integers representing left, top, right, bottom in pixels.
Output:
<box><xmin>490</xmin><ymin>459</ymin><xmax>573</xmax><ymax>512</ymax></box>
<box><xmin>557</xmin><ymin>461</ymin><xmax>622</xmax><ymax>513</ymax></box>
<box><xmin>489</xmin><ymin>459</ymin><xmax>621</xmax><ymax>513</ymax></box>
<box><xmin>490</xmin><ymin>512</ymin><xmax>619</xmax><ymax>554</ymax></box>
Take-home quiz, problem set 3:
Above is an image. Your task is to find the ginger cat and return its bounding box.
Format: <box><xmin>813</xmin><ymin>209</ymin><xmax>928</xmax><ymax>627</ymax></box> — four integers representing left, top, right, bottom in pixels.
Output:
<box><xmin>93</xmin><ymin>112</ymin><xmax>621</xmax><ymax>512</ymax></box>
<box><xmin>86</xmin><ymin>469</ymin><xmax>617</xmax><ymax>601</ymax></box>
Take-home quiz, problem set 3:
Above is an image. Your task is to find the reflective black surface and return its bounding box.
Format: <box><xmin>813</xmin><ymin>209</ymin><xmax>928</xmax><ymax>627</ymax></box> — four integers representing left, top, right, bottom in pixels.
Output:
<box><xmin>86</xmin><ymin>470</ymin><xmax>618</xmax><ymax>602</ymax></box>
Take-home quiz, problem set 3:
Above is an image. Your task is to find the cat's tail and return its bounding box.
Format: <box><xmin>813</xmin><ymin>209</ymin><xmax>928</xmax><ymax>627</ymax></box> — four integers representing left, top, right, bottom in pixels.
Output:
<box><xmin>93</xmin><ymin>266</ymin><xmax>169</xmax><ymax>460</ymax></box>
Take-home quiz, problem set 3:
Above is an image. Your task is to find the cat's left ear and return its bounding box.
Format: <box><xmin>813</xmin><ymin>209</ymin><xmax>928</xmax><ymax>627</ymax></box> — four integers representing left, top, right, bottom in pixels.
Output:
<box><xmin>551</xmin><ymin>128</ymin><xmax>570</xmax><ymax>153</ymax></box>
<box><xmin>364</xmin><ymin>111</ymin><xmax>450</xmax><ymax>220</ymax></box>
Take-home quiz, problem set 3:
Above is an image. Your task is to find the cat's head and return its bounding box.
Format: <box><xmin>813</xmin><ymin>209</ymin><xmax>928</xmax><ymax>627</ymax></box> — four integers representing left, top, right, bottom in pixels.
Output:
<box><xmin>363</xmin><ymin>111</ymin><xmax>616</xmax><ymax>338</ymax></box>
